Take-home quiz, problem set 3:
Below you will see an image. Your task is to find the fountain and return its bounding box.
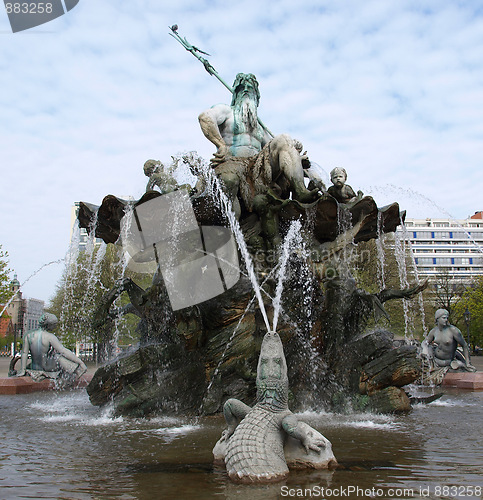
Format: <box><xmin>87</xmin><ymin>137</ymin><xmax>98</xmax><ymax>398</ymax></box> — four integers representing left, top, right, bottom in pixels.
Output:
<box><xmin>2</xmin><ymin>48</ymin><xmax>482</xmax><ymax>499</ymax></box>
<box><xmin>78</xmin><ymin>71</ymin><xmax>427</xmax><ymax>430</ymax></box>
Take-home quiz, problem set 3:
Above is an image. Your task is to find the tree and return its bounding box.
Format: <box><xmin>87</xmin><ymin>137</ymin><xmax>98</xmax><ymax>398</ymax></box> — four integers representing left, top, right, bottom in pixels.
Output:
<box><xmin>351</xmin><ymin>234</ymin><xmax>427</xmax><ymax>338</ymax></box>
<box><xmin>48</xmin><ymin>242</ymin><xmax>151</xmax><ymax>359</ymax></box>
<box><xmin>0</xmin><ymin>245</ymin><xmax>14</xmax><ymax>352</ymax></box>
<box><xmin>0</xmin><ymin>244</ymin><xmax>13</xmax><ymax>307</ymax></box>
<box><xmin>454</xmin><ymin>276</ymin><xmax>483</xmax><ymax>350</ymax></box>
<box><xmin>431</xmin><ymin>268</ymin><xmax>466</xmax><ymax>317</ymax></box>
<box><xmin>0</xmin><ymin>327</ymin><xmax>14</xmax><ymax>351</ymax></box>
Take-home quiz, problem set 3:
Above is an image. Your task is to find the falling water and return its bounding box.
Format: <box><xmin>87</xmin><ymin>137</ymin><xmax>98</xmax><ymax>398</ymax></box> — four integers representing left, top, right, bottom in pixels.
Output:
<box><xmin>393</xmin><ymin>232</ymin><xmax>412</xmax><ymax>336</ymax></box>
<box><xmin>397</xmin><ymin>219</ymin><xmax>427</xmax><ymax>336</ymax></box>
<box><xmin>268</xmin><ymin>218</ymin><xmax>323</xmax><ymax>401</ymax></box>
<box><xmin>367</xmin><ymin>184</ymin><xmax>483</xmax><ymax>253</ymax></box>
<box><xmin>107</xmin><ymin>202</ymin><xmax>136</xmax><ymax>355</ymax></box>
<box><xmin>200</xmin><ymin>160</ymin><xmax>271</xmax><ymax>332</ymax></box>
<box><xmin>335</xmin><ymin>204</ymin><xmax>356</xmax><ymax>268</ymax></box>
<box><xmin>59</xmin><ymin>222</ymin><xmax>81</xmax><ymax>339</ymax></box>
<box><xmin>58</xmin><ymin>204</ymin><xmax>130</xmax><ymax>358</ymax></box>
<box><xmin>393</xmin><ymin>233</ymin><xmax>410</xmax><ymax>288</ymax></box>
<box><xmin>272</xmin><ymin>220</ymin><xmax>303</xmax><ymax>333</ymax></box>
<box><xmin>417</xmin><ymin>290</ymin><xmax>428</xmax><ymax>336</ymax></box>
<box><xmin>200</xmin><ymin>265</ymin><xmax>282</xmax><ymax>412</ymax></box>
<box><xmin>117</xmin><ymin>201</ymin><xmax>135</xmax><ymax>278</ymax></box>
<box><xmin>59</xmin><ymin>212</ymin><xmax>107</xmax><ymax>348</ymax></box>
<box><xmin>79</xmin><ymin>241</ymin><xmax>108</xmax><ymax>350</ymax></box>
<box><xmin>375</xmin><ymin>211</ymin><xmax>386</xmax><ymax>289</ymax></box>
<box><xmin>76</xmin><ymin>210</ymin><xmax>108</xmax><ymax>344</ymax></box>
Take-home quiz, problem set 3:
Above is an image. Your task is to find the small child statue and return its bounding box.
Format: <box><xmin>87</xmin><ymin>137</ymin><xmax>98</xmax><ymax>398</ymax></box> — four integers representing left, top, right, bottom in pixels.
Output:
<box><xmin>327</xmin><ymin>167</ymin><xmax>362</xmax><ymax>204</ymax></box>
<box><xmin>144</xmin><ymin>159</ymin><xmax>179</xmax><ymax>194</ymax></box>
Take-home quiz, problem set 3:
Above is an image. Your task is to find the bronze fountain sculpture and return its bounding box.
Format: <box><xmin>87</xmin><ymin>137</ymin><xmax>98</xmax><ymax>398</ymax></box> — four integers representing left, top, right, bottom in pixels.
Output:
<box><xmin>77</xmin><ymin>34</ymin><xmax>428</xmax><ymax>482</ymax></box>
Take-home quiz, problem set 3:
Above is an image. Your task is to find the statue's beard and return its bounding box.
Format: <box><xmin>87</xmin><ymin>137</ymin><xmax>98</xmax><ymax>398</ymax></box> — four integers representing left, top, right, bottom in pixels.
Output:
<box><xmin>233</xmin><ymin>95</ymin><xmax>258</xmax><ymax>134</ymax></box>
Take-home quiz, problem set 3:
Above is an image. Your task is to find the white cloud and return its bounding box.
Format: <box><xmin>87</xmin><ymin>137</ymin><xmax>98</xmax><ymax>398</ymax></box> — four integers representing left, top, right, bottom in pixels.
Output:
<box><xmin>0</xmin><ymin>0</ymin><xmax>482</xmax><ymax>301</ymax></box>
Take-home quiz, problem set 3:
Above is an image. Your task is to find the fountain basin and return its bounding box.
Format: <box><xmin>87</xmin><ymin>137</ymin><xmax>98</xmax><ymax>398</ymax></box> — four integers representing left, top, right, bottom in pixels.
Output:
<box><xmin>1</xmin><ymin>389</ymin><xmax>482</xmax><ymax>499</ymax></box>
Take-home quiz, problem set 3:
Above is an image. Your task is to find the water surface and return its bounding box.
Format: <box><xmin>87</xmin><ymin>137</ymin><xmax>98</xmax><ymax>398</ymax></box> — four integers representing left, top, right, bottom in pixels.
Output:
<box><xmin>0</xmin><ymin>388</ymin><xmax>482</xmax><ymax>500</ymax></box>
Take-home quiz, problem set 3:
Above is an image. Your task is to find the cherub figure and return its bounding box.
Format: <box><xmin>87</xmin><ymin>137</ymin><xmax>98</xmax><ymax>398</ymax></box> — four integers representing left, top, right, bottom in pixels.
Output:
<box><xmin>327</xmin><ymin>167</ymin><xmax>362</xmax><ymax>204</ymax></box>
<box><xmin>143</xmin><ymin>159</ymin><xmax>179</xmax><ymax>194</ymax></box>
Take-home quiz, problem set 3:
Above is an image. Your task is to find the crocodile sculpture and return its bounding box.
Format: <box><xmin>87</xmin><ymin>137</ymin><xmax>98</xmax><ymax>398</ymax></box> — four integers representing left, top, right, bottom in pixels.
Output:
<box><xmin>213</xmin><ymin>331</ymin><xmax>336</xmax><ymax>483</ymax></box>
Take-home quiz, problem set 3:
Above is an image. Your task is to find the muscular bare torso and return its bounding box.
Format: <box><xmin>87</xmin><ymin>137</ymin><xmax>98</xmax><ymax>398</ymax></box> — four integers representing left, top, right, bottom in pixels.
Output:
<box><xmin>200</xmin><ymin>103</ymin><xmax>269</xmax><ymax>158</ymax></box>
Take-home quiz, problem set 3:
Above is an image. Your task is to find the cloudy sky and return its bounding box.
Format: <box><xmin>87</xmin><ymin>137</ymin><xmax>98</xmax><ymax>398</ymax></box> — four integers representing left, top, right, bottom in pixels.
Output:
<box><xmin>1</xmin><ymin>0</ymin><xmax>482</xmax><ymax>303</ymax></box>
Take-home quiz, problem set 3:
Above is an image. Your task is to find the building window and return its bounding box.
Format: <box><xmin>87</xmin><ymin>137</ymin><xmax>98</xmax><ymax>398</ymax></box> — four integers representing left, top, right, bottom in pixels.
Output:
<box><xmin>436</xmin><ymin>258</ymin><xmax>452</xmax><ymax>265</ymax></box>
<box><xmin>415</xmin><ymin>231</ymin><xmax>432</xmax><ymax>239</ymax></box>
<box><xmin>433</xmin><ymin>231</ymin><xmax>450</xmax><ymax>239</ymax></box>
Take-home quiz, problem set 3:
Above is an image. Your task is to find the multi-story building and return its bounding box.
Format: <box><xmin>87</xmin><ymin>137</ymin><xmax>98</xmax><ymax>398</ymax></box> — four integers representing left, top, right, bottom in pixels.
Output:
<box><xmin>5</xmin><ymin>274</ymin><xmax>24</xmax><ymax>338</ymax></box>
<box><xmin>3</xmin><ymin>274</ymin><xmax>44</xmax><ymax>342</ymax></box>
<box><xmin>399</xmin><ymin>211</ymin><xmax>483</xmax><ymax>283</ymax></box>
<box><xmin>22</xmin><ymin>298</ymin><xmax>45</xmax><ymax>333</ymax></box>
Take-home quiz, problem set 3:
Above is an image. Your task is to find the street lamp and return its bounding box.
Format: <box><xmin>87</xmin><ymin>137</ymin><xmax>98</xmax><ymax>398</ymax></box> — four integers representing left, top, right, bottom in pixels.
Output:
<box><xmin>464</xmin><ymin>307</ymin><xmax>471</xmax><ymax>350</ymax></box>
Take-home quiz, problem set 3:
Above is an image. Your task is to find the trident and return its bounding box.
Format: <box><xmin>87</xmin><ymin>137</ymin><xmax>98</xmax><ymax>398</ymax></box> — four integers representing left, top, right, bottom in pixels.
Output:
<box><xmin>169</xmin><ymin>25</ymin><xmax>274</xmax><ymax>138</ymax></box>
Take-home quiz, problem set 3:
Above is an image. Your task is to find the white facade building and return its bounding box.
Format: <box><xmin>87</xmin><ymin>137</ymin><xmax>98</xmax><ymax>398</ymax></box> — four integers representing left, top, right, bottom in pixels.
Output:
<box><xmin>23</xmin><ymin>298</ymin><xmax>45</xmax><ymax>333</ymax></box>
<box><xmin>399</xmin><ymin>212</ymin><xmax>483</xmax><ymax>282</ymax></box>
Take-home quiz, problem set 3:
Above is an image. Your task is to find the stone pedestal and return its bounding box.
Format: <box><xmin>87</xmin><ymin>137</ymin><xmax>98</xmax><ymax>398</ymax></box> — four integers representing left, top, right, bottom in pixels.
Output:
<box><xmin>0</xmin><ymin>375</ymin><xmax>92</xmax><ymax>395</ymax></box>
<box><xmin>442</xmin><ymin>372</ymin><xmax>483</xmax><ymax>390</ymax></box>
<box><xmin>284</xmin><ymin>422</ymin><xmax>338</xmax><ymax>469</ymax></box>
